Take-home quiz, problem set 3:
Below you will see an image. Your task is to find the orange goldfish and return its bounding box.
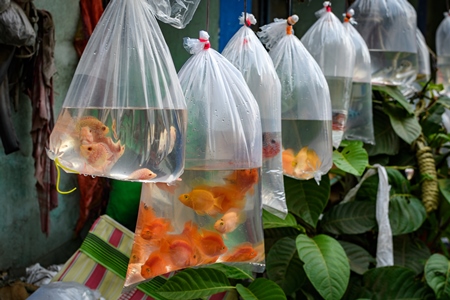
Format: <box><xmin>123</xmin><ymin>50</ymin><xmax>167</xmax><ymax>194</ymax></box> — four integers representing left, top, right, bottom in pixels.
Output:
<box><xmin>129</xmin><ymin>239</ymin><xmax>146</xmax><ymax>264</ymax></box>
<box><xmin>282</xmin><ymin>149</ymin><xmax>296</xmax><ymax>175</ymax></box>
<box><xmin>160</xmin><ymin>235</ymin><xmax>198</xmax><ymax>268</ymax></box>
<box><xmin>138</xmin><ymin>202</ymin><xmax>156</xmax><ymax>226</ymax></box>
<box><xmin>210</xmin><ymin>185</ymin><xmax>246</xmax><ymax>213</ymax></box>
<box><xmin>128</xmin><ymin>168</ymin><xmax>157</xmax><ymax>181</ymax></box>
<box><xmin>178</xmin><ymin>188</ymin><xmax>223</xmax><ymax>216</ymax></box>
<box><xmin>214</xmin><ymin>208</ymin><xmax>246</xmax><ymax>234</ymax></box>
<box><xmin>293</xmin><ymin>147</ymin><xmax>322</xmax><ymax>179</ymax></box>
<box><xmin>76</xmin><ymin>116</ymin><xmax>109</xmax><ymax>140</ymax></box>
<box><xmin>195</xmin><ymin>228</ymin><xmax>228</xmax><ymax>257</ymax></box>
<box><xmin>79</xmin><ymin>143</ymin><xmax>113</xmax><ymax>169</ymax></box>
<box><xmin>262</xmin><ymin>132</ymin><xmax>281</xmax><ymax>159</ymax></box>
<box><xmin>223</xmin><ymin>243</ymin><xmax>258</xmax><ymax>262</ymax></box>
<box><xmin>79</xmin><ymin>126</ymin><xmax>94</xmax><ymax>144</ymax></box>
<box><xmin>224</xmin><ymin>168</ymin><xmax>259</xmax><ymax>194</ymax></box>
<box><xmin>141</xmin><ymin>218</ymin><xmax>173</xmax><ymax>240</ymax></box>
<box><xmin>140</xmin><ymin>251</ymin><xmax>169</xmax><ymax>279</ymax></box>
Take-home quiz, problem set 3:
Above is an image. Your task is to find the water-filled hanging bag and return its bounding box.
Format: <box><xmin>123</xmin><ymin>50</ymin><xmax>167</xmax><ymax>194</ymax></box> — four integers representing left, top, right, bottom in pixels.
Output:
<box><xmin>342</xmin><ymin>9</ymin><xmax>375</xmax><ymax>145</ymax></box>
<box><xmin>349</xmin><ymin>0</ymin><xmax>418</xmax><ymax>86</ymax></box>
<box><xmin>301</xmin><ymin>1</ymin><xmax>356</xmax><ymax>148</ymax></box>
<box><xmin>47</xmin><ymin>0</ymin><xmax>187</xmax><ymax>183</ymax></box>
<box><xmin>124</xmin><ymin>31</ymin><xmax>265</xmax><ymax>290</ymax></box>
<box><xmin>222</xmin><ymin>13</ymin><xmax>287</xmax><ymax>219</ymax></box>
<box><xmin>258</xmin><ymin>15</ymin><xmax>333</xmax><ymax>182</ymax></box>
<box><xmin>436</xmin><ymin>12</ymin><xmax>450</xmax><ymax>96</ymax></box>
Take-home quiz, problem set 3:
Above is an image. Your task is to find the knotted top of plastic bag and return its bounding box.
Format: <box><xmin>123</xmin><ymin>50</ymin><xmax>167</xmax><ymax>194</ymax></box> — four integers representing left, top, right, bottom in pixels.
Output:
<box><xmin>146</xmin><ymin>0</ymin><xmax>201</xmax><ymax>29</ymax></box>
<box><xmin>349</xmin><ymin>0</ymin><xmax>417</xmax><ymax>53</ymax></box>
<box><xmin>437</xmin><ymin>12</ymin><xmax>450</xmax><ymax>57</ymax></box>
<box><xmin>63</xmin><ymin>0</ymin><xmax>185</xmax><ymax>110</ymax></box>
<box><xmin>179</xmin><ymin>31</ymin><xmax>262</xmax><ymax>169</ymax></box>
<box><xmin>301</xmin><ymin>2</ymin><xmax>355</xmax><ymax>78</ymax></box>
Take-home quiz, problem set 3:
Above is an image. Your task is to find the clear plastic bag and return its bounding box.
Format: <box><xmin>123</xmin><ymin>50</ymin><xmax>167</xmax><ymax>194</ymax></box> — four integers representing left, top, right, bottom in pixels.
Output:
<box><xmin>0</xmin><ymin>1</ymin><xmax>35</xmax><ymax>46</ymax></box>
<box><xmin>258</xmin><ymin>15</ymin><xmax>333</xmax><ymax>182</ymax></box>
<box><xmin>146</xmin><ymin>0</ymin><xmax>201</xmax><ymax>29</ymax></box>
<box><xmin>436</xmin><ymin>12</ymin><xmax>450</xmax><ymax>96</ymax></box>
<box><xmin>222</xmin><ymin>13</ymin><xmax>287</xmax><ymax>219</ymax></box>
<box><xmin>124</xmin><ymin>31</ymin><xmax>264</xmax><ymax>290</ymax></box>
<box><xmin>47</xmin><ymin>0</ymin><xmax>186</xmax><ymax>183</ymax></box>
<box><xmin>27</xmin><ymin>282</ymin><xmax>103</xmax><ymax>300</ymax></box>
<box><xmin>349</xmin><ymin>0</ymin><xmax>418</xmax><ymax>86</ymax></box>
<box><xmin>416</xmin><ymin>28</ymin><xmax>430</xmax><ymax>84</ymax></box>
<box><xmin>0</xmin><ymin>0</ymin><xmax>10</xmax><ymax>13</ymax></box>
<box><xmin>342</xmin><ymin>9</ymin><xmax>375</xmax><ymax>145</ymax></box>
<box><xmin>301</xmin><ymin>2</ymin><xmax>356</xmax><ymax>148</ymax></box>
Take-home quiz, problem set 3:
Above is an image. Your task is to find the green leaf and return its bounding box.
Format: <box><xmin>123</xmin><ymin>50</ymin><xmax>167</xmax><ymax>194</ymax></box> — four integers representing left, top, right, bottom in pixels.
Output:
<box><xmin>320</xmin><ymin>202</ymin><xmax>377</xmax><ymax>235</ymax></box>
<box><xmin>156</xmin><ymin>268</ymin><xmax>234</xmax><ymax>299</ymax></box>
<box><xmin>365</xmin><ymin>108</ymin><xmax>400</xmax><ymax>156</ymax></box>
<box><xmin>425</xmin><ymin>254</ymin><xmax>450</xmax><ymax>299</ymax></box>
<box><xmin>296</xmin><ymin>234</ymin><xmax>350</xmax><ymax>300</ymax></box>
<box><xmin>420</xmin><ymin>102</ymin><xmax>446</xmax><ymax>138</ymax></box>
<box><xmin>284</xmin><ymin>175</ymin><xmax>330</xmax><ymax>228</ymax></box>
<box><xmin>338</xmin><ymin>241</ymin><xmax>375</xmax><ymax>275</ymax></box>
<box><xmin>439</xmin><ymin>179</ymin><xmax>450</xmax><ymax>205</ymax></box>
<box><xmin>383</xmin><ymin>102</ymin><xmax>421</xmax><ymax>144</ymax></box>
<box><xmin>333</xmin><ymin>141</ymin><xmax>369</xmax><ymax>176</ymax></box>
<box><xmin>438</xmin><ymin>96</ymin><xmax>450</xmax><ymax>108</ymax></box>
<box><xmin>199</xmin><ymin>263</ymin><xmax>253</xmax><ymax>280</ymax></box>
<box><xmin>263</xmin><ymin>210</ymin><xmax>302</xmax><ymax>231</ymax></box>
<box><xmin>267</xmin><ymin>237</ymin><xmax>306</xmax><ymax>295</ymax></box>
<box><xmin>373</xmin><ymin>85</ymin><xmax>414</xmax><ymax>114</ymax></box>
<box><xmin>236</xmin><ymin>278</ymin><xmax>287</xmax><ymax>300</ymax></box>
<box><xmin>389</xmin><ymin>196</ymin><xmax>426</xmax><ymax>236</ymax></box>
<box><xmin>393</xmin><ymin>235</ymin><xmax>431</xmax><ymax>275</ymax></box>
<box><xmin>362</xmin><ymin>266</ymin><xmax>434</xmax><ymax>299</ymax></box>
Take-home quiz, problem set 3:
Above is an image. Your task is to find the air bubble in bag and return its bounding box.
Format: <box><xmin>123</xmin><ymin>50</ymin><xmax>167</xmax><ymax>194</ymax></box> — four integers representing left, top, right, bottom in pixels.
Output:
<box><xmin>436</xmin><ymin>11</ymin><xmax>450</xmax><ymax>97</ymax></box>
<box><xmin>301</xmin><ymin>2</ymin><xmax>356</xmax><ymax>148</ymax></box>
<box><xmin>47</xmin><ymin>0</ymin><xmax>187</xmax><ymax>183</ymax></box>
<box><xmin>342</xmin><ymin>10</ymin><xmax>375</xmax><ymax>145</ymax></box>
<box><xmin>124</xmin><ymin>31</ymin><xmax>265</xmax><ymax>290</ymax></box>
<box><xmin>258</xmin><ymin>15</ymin><xmax>333</xmax><ymax>182</ymax></box>
<box><xmin>349</xmin><ymin>0</ymin><xmax>418</xmax><ymax>87</ymax></box>
<box><xmin>222</xmin><ymin>13</ymin><xmax>287</xmax><ymax>219</ymax></box>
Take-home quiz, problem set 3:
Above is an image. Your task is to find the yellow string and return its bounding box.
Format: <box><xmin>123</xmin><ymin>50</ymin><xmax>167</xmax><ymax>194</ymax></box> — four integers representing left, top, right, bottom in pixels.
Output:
<box><xmin>54</xmin><ymin>158</ymin><xmax>78</xmax><ymax>194</ymax></box>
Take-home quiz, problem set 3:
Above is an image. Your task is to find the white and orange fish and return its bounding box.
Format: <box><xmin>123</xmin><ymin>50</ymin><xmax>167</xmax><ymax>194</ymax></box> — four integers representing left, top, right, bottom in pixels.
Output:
<box><xmin>79</xmin><ymin>143</ymin><xmax>113</xmax><ymax>169</ymax></box>
<box><xmin>214</xmin><ymin>208</ymin><xmax>246</xmax><ymax>234</ymax></box>
<box><xmin>128</xmin><ymin>168</ymin><xmax>157</xmax><ymax>181</ymax></box>
<box><xmin>75</xmin><ymin>116</ymin><xmax>109</xmax><ymax>140</ymax></box>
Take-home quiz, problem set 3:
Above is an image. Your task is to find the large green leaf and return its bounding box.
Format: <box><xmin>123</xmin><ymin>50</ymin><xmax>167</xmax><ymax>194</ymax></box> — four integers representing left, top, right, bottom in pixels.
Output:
<box><xmin>284</xmin><ymin>175</ymin><xmax>330</xmax><ymax>228</ymax></box>
<box><xmin>339</xmin><ymin>241</ymin><xmax>375</xmax><ymax>275</ymax></box>
<box><xmin>373</xmin><ymin>85</ymin><xmax>414</xmax><ymax>114</ymax></box>
<box><xmin>389</xmin><ymin>196</ymin><xmax>426</xmax><ymax>236</ymax></box>
<box><xmin>393</xmin><ymin>235</ymin><xmax>431</xmax><ymax>275</ymax></box>
<box><xmin>365</xmin><ymin>108</ymin><xmax>400</xmax><ymax>156</ymax></box>
<box><xmin>296</xmin><ymin>234</ymin><xmax>350</xmax><ymax>300</ymax></box>
<box><xmin>156</xmin><ymin>268</ymin><xmax>234</xmax><ymax>299</ymax></box>
<box><xmin>383</xmin><ymin>102</ymin><xmax>421</xmax><ymax>144</ymax></box>
<box><xmin>263</xmin><ymin>210</ymin><xmax>302</xmax><ymax>231</ymax></box>
<box><xmin>420</xmin><ymin>102</ymin><xmax>446</xmax><ymax>138</ymax></box>
<box><xmin>199</xmin><ymin>263</ymin><xmax>253</xmax><ymax>280</ymax></box>
<box><xmin>267</xmin><ymin>237</ymin><xmax>306</xmax><ymax>295</ymax></box>
<box><xmin>333</xmin><ymin>141</ymin><xmax>369</xmax><ymax>176</ymax></box>
<box><xmin>425</xmin><ymin>254</ymin><xmax>450</xmax><ymax>299</ymax></box>
<box><xmin>236</xmin><ymin>278</ymin><xmax>286</xmax><ymax>300</ymax></box>
<box><xmin>362</xmin><ymin>266</ymin><xmax>434</xmax><ymax>299</ymax></box>
<box><xmin>439</xmin><ymin>179</ymin><xmax>450</xmax><ymax>205</ymax></box>
<box><xmin>320</xmin><ymin>202</ymin><xmax>377</xmax><ymax>235</ymax></box>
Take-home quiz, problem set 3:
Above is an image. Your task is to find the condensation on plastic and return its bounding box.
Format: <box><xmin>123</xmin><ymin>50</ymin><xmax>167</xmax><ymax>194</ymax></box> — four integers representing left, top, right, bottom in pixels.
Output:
<box><xmin>124</xmin><ymin>31</ymin><xmax>264</xmax><ymax>290</ymax></box>
<box><xmin>342</xmin><ymin>10</ymin><xmax>375</xmax><ymax>145</ymax></box>
<box><xmin>349</xmin><ymin>0</ymin><xmax>418</xmax><ymax>86</ymax></box>
<box><xmin>47</xmin><ymin>0</ymin><xmax>187</xmax><ymax>183</ymax></box>
<box><xmin>436</xmin><ymin>12</ymin><xmax>450</xmax><ymax>97</ymax></box>
<box><xmin>27</xmin><ymin>282</ymin><xmax>103</xmax><ymax>300</ymax></box>
<box><xmin>258</xmin><ymin>15</ymin><xmax>333</xmax><ymax>183</ymax></box>
<box><xmin>146</xmin><ymin>0</ymin><xmax>201</xmax><ymax>29</ymax></box>
<box><xmin>301</xmin><ymin>2</ymin><xmax>356</xmax><ymax>148</ymax></box>
<box><xmin>0</xmin><ymin>1</ymin><xmax>35</xmax><ymax>46</ymax></box>
<box><xmin>222</xmin><ymin>13</ymin><xmax>287</xmax><ymax>219</ymax></box>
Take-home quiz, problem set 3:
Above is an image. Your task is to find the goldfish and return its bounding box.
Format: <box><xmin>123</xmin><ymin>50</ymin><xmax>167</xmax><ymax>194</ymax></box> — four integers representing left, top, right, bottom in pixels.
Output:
<box><xmin>262</xmin><ymin>132</ymin><xmax>281</xmax><ymax>159</ymax></box>
<box><xmin>129</xmin><ymin>239</ymin><xmax>146</xmax><ymax>264</ymax></box>
<box><xmin>138</xmin><ymin>202</ymin><xmax>156</xmax><ymax>226</ymax></box>
<box><xmin>214</xmin><ymin>208</ymin><xmax>246</xmax><ymax>234</ymax></box>
<box><xmin>75</xmin><ymin>116</ymin><xmax>109</xmax><ymax>140</ymax></box>
<box><xmin>79</xmin><ymin>143</ymin><xmax>113</xmax><ymax>169</ymax></box>
<box><xmin>195</xmin><ymin>228</ymin><xmax>228</xmax><ymax>257</ymax></box>
<box><xmin>178</xmin><ymin>188</ymin><xmax>223</xmax><ymax>216</ymax></box>
<box><xmin>210</xmin><ymin>185</ymin><xmax>246</xmax><ymax>213</ymax></box>
<box><xmin>79</xmin><ymin>126</ymin><xmax>94</xmax><ymax>144</ymax></box>
<box><xmin>141</xmin><ymin>218</ymin><xmax>173</xmax><ymax>240</ymax></box>
<box><xmin>140</xmin><ymin>251</ymin><xmax>169</xmax><ymax>279</ymax></box>
<box><xmin>160</xmin><ymin>235</ymin><xmax>198</xmax><ymax>268</ymax></box>
<box><xmin>282</xmin><ymin>149</ymin><xmax>296</xmax><ymax>175</ymax></box>
<box><xmin>293</xmin><ymin>147</ymin><xmax>322</xmax><ymax>179</ymax></box>
<box><xmin>128</xmin><ymin>168</ymin><xmax>157</xmax><ymax>181</ymax></box>
<box><xmin>223</xmin><ymin>243</ymin><xmax>258</xmax><ymax>262</ymax></box>
<box><xmin>223</xmin><ymin>168</ymin><xmax>259</xmax><ymax>194</ymax></box>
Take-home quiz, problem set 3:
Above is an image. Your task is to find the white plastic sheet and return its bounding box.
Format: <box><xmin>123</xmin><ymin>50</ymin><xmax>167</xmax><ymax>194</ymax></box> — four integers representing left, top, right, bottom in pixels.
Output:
<box><xmin>147</xmin><ymin>0</ymin><xmax>201</xmax><ymax>29</ymax></box>
<box><xmin>436</xmin><ymin>12</ymin><xmax>450</xmax><ymax>96</ymax></box>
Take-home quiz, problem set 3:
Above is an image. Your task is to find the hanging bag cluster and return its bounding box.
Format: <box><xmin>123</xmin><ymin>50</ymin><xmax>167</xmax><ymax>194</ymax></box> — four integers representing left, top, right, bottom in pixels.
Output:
<box><xmin>301</xmin><ymin>2</ymin><xmax>356</xmax><ymax>148</ymax></box>
<box><xmin>258</xmin><ymin>15</ymin><xmax>333</xmax><ymax>182</ymax></box>
<box><xmin>48</xmin><ymin>0</ymin><xmax>187</xmax><ymax>183</ymax></box>
<box><xmin>222</xmin><ymin>13</ymin><xmax>287</xmax><ymax>219</ymax></box>
<box><xmin>124</xmin><ymin>31</ymin><xmax>265</xmax><ymax>290</ymax></box>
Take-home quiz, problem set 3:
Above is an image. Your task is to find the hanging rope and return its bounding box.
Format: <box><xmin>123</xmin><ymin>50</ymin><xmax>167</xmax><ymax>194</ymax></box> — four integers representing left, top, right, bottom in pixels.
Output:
<box><xmin>287</xmin><ymin>0</ymin><xmax>293</xmax><ymax>17</ymax></box>
<box><xmin>244</xmin><ymin>0</ymin><xmax>247</xmax><ymax>26</ymax></box>
<box><xmin>206</xmin><ymin>0</ymin><xmax>210</xmax><ymax>32</ymax></box>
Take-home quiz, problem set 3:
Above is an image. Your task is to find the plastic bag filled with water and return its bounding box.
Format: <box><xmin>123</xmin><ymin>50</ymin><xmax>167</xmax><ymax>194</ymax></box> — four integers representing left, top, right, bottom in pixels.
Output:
<box><xmin>258</xmin><ymin>15</ymin><xmax>333</xmax><ymax>182</ymax></box>
<box><xmin>436</xmin><ymin>11</ymin><xmax>450</xmax><ymax>97</ymax></box>
<box><xmin>47</xmin><ymin>0</ymin><xmax>187</xmax><ymax>183</ymax></box>
<box><xmin>222</xmin><ymin>13</ymin><xmax>287</xmax><ymax>219</ymax></box>
<box><xmin>342</xmin><ymin>9</ymin><xmax>375</xmax><ymax>145</ymax></box>
<box><xmin>124</xmin><ymin>31</ymin><xmax>265</xmax><ymax>289</ymax></box>
<box><xmin>349</xmin><ymin>0</ymin><xmax>418</xmax><ymax>87</ymax></box>
<box><xmin>301</xmin><ymin>1</ymin><xmax>356</xmax><ymax>148</ymax></box>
